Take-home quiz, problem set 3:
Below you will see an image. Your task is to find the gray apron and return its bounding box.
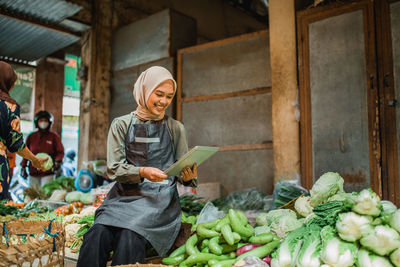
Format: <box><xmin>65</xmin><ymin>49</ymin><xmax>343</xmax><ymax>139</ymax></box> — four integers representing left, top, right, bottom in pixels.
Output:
<box><xmin>94</xmin><ymin>116</ymin><xmax>181</xmax><ymax>257</ymax></box>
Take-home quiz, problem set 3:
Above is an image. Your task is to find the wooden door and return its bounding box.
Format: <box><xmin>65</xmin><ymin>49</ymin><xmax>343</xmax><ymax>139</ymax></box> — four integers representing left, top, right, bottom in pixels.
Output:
<box><xmin>297</xmin><ymin>1</ymin><xmax>381</xmax><ymax>194</ymax></box>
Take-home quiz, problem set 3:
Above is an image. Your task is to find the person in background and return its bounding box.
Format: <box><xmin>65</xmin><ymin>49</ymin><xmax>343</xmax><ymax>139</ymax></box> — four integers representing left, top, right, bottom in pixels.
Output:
<box><xmin>20</xmin><ymin>110</ymin><xmax>64</xmax><ymax>187</ymax></box>
<box><xmin>77</xmin><ymin>66</ymin><xmax>197</xmax><ymax>267</ymax></box>
<box><xmin>0</xmin><ymin>61</ymin><xmax>47</xmax><ymax>200</ymax></box>
<box><xmin>62</xmin><ymin>148</ymin><xmax>76</xmax><ymax>177</ymax></box>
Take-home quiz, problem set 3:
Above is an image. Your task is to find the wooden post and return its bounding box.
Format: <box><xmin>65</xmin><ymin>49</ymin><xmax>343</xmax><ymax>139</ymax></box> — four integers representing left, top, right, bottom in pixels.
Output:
<box><xmin>269</xmin><ymin>0</ymin><xmax>300</xmax><ymax>183</ymax></box>
<box><xmin>34</xmin><ymin>57</ymin><xmax>65</xmax><ymax>135</ymax></box>
<box><xmin>78</xmin><ymin>0</ymin><xmax>112</xmax><ymax>168</ymax></box>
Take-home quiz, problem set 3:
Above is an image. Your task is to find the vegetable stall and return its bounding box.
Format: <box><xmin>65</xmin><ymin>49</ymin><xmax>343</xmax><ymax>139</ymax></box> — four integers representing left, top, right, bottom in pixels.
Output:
<box><xmin>2</xmin><ymin>172</ymin><xmax>400</xmax><ymax>267</ymax></box>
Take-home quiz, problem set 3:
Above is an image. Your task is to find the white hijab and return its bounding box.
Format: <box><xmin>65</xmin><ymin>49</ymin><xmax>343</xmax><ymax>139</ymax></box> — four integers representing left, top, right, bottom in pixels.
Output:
<box><xmin>133</xmin><ymin>66</ymin><xmax>177</xmax><ymax>121</ymax></box>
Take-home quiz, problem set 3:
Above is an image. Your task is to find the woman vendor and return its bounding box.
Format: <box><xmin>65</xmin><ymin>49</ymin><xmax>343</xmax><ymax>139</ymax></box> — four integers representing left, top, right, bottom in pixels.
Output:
<box><xmin>77</xmin><ymin>66</ymin><xmax>197</xmax><ymax>266</ymax></box>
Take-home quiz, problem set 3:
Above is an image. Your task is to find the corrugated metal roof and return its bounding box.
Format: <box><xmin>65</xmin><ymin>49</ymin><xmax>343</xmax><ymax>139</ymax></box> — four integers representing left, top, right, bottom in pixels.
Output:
<box><xmin>0</xmin><ymin>0</ymin><xmax>84</xmax><ymax>62</ymax></box>
<box><xmin>0</xmin><ymin>0</ymin><xmax>82</xmax><ymax>24</ymax></box>
<box><xmin>0</xmin><ymin>16</ymin><xmax>80</xmax><ymax>61</ymax></box>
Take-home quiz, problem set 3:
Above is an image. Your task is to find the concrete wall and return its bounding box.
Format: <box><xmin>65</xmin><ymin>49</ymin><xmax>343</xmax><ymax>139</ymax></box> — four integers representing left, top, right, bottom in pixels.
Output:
<box><xmin>179</xmin><ymin>31</ymin><xmax>274</xmax><ymax>194</ymax></box>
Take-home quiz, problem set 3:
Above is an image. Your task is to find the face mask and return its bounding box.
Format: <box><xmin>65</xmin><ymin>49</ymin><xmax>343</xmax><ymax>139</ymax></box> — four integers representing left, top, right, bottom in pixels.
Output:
<box><xmin>38</xmin><ymin>121</ymin><xmax>49</xmax><ymax>129</ymax></box>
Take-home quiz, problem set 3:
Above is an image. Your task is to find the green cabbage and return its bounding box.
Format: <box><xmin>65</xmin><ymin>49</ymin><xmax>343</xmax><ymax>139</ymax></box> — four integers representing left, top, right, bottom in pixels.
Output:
<box><xmin>360</xmin><ymin>225</ymin><xmax>400</xmax><ymax>256</ymax></box>
<box><xmin>310</xmin><ymin>172</ymin><xmax>344</xmax><ymax>206</ymax></box>
<box><xmin>319</xmin><ymin>225</ymin><xmax>357</xmax><ymax>267</ymax></box>
<box><xmin>352</xmin><ymin>189</ymin><xmax>381</xmax><ymax>217</ymax></box>
<box><xmin>271</xmin><ymin>226</ymin><xmax>305</xmax><ymax>267</ymax></box>
<box><xmin>294</xmin><ymin>196</ymin><xmax>313</xmax><ymax>218</ymax></box>
<box><xmin>336</xmin><ymin>212</ymin><xmax>372</xmax><ymax>242</ymax></box>
<box><xmin>357</xmin><ymin>248</ymin><xmax>393</xmax><ymax>267</ymax></box>
<box><xmin>390</xmin><ymin>209</ymin><xmax>400</xmax><ymax>234</ymax></box>
<box><xmin>65</xmin><ymin>191</ymin><xmax>83</xmax><ymax>203</ymax></box>
<box><xmin>36</xmin><ymin>152</ymin><xmax>53</xmax><ymax>171</ymax></box>
<box><xmin>391</xmin><ymin>248</ymin><xmax>400</xmax><ymax>267</ymax></box>
<box><xmin>264</xmin><ymin>209</ymin><xmax>302</xmax><ymax>238</ymax></box>
<box><xmin>295</xmin><ymin>224</ymin><xmax>322</xmax><ymax>267</ymax></box>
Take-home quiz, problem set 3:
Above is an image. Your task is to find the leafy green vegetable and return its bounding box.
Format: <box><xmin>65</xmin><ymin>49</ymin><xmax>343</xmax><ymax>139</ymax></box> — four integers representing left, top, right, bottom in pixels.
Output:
<box><xmin>36</xmin><ymin>152</ymin><xmax>53</xmax><ymax>171</ymax></box>
<box><xmin>263</xmin><ymin>209</ymin><xmax>302</xmax><ymax>238</ymax></box>
<box><xmin>309</xmin><ymin>172</ymin><xmax>344</xmax><ymax>206</ymax></box>
<box><xmin>271</xmin><ymin>225</ymin><xmax>305</xmax><ymax>267</ymax></box>
<box><xmin>335</xmin><ymin>212</ymin><xmax>372</xmax><ymax>242</ymax></box>
<box><xmin>360</xmin><ymin>225</ymin><xmax>400</xmax><ymax>256</ymax></box>
<box><xmin>390</xmin><ymin>248</ymin><xmax>400</xmax><ymax>267</ymax></box>
<box><xmin>319</xmin><ymin>225</ymin><xmax>357</xmax><ymax>267</ymax></box>
<box><xmin>179</xmin><ymin>194</ymin><xmax>205</xmax><ymax>215</ymax></box>
<box><xmin>352</xmin><ymin>189</ymin><xmax>382</xmax><ymax>217</ymax></box>
<box><xmin>295</xmin><ymin>224</ymin><xmax>322</xmax><ymax>267</ymax></box>
<box><xmin>390</xmin><ymin>209</ymin><xmax>400</xmax><ymax>234</ymax></box>
<box><xmin>65</xmin><ymin>191</ymin><xmax>83</xmax><ymax>203</ymax></box>
<box><xmin>357</xmin><ymin>248</ymin><xmax>393</xmax><ymax>267</ymax></box>
<box><xmin>294</xmin><ymin>196</ymin><xmax>313</xmax><ymax>217</ymax></box>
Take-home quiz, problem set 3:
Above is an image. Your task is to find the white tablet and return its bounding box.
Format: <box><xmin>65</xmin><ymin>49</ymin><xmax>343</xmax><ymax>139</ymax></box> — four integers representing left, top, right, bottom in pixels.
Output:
<box><xmin>165</xmin><ymin>146</ymin><xmax>219</xmax><ymax>176</ymax></box>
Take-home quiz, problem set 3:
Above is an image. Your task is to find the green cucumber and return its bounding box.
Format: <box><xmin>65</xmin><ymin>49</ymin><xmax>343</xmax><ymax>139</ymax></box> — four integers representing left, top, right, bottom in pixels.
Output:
<box><xmin>162</xmin><ymin>254</ymin><xmax>186</xmax><ymax>265</ymax></box>
<box><xmin>170</xmin><ymin>244</ymin><xmax>186</xmax><ymax>257</ymax></box>
<box><xmin>186</xmin><ymin>234</ymin><xmax>199</xmax><ymax>255</ymax></box>
<box><xmin>221</xmin><ymin>224</ymin><xmax>234</xmax><ymax>245</ymax></box>
<box><xmin>248</xmin><ymin>233</ymin><xmax>277</xmax><ymax>244</ymax></box>
<box><xmin>228</xmin><ymin>209</ymin><xmax>253</xmax><ymax>238</ymax></box>
<box><xmin>209</xmin><ymin>236</ymin><xmax>223</xmax><ymax>255</ymax></box>
<box><xmin>210</xmin><ymin>259</ymin><xmax>236</xmax><ymax>267</ymax></box>
<box><xmin>215</xmin><ymin>216</ymin><xmax>230</xmax><ymax>232</ymax></box>
<box><xmin>236</xmin><ymin>240</ymin><xmax>280</xmax><ymax>261</ymax></box>
<box><xmin>179</xmin><ymin>253</ymin><xmax>230</xmax><ymax>267</ymax></box>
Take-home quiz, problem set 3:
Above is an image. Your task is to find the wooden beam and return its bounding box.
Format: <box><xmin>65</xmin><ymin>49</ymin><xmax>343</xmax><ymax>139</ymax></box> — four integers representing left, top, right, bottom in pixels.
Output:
<box><xmin>0</xmin><ymin>11</ymin><xmax>80</xmax><ymax>38</ymax></box>
<box><xmin>182</xmin><ymin>87</ymin><xmax>271</xmax><ymax>102</ymax></box>
<box><xmin>269</xmin><ymin>0</ymin><xmax>300</xmax><ymax>184</ymax></box>
<box><xmin>178</xmin><ymin>29</ymin><xmax>268</xmax><ymax>54</ymax></box>
<box><xmin>78</xmin><ymin>0</ymin><xmax>112</xmax><ymax>167</ymax></box>
<box><xmin>218</xmin><ymin>143</ymin><xmax>273</xmax><ymax>152</ymax></box>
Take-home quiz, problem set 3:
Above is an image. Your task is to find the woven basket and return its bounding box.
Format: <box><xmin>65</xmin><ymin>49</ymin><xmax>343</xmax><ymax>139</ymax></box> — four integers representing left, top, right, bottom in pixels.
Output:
<box><xmin>0</xmin><ymin>220</ymin><xmax>65</xmax><ymax>267</ymax></box>
<box><xmin>277</xmin><ymin>194</ymin><xmax>304</xmax><ymax>211</ymax></box>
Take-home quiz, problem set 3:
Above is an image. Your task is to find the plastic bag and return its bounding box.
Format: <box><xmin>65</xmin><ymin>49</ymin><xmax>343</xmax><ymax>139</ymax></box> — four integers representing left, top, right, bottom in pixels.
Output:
<box><xmin>270</xmin><ymin>180</ymin><xmax>308</xmax><ymax>210</ymax></box>
<box><xmin>233</xmin><ymin>256</ymin><xmax>269</xmax><ymax>267</ymax></box>
<box><xmin>196</xmin><ymin>201</ymin><xmax>225</xmax><ymax>224</ymax></box>
<box><xmin>213</xmin><ymin>188</ymin><xmax>273</xmax><ymax>212</ymax></box>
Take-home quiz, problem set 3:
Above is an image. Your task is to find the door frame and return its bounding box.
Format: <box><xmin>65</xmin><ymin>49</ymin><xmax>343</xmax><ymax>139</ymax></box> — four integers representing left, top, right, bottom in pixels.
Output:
<box><xmin>375</xmin><ymin>0</ymin><xmax>400</xmax><ymax>204</ymax></box>
<box><xmin>297</xmin><ymin>1</ymin><xmax>381</xmax><ymax>194</ymax></box>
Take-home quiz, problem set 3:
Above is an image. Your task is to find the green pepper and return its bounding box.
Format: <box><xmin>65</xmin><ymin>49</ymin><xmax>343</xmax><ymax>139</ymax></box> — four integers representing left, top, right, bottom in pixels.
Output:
<box><xmin>170</xmin><ymin>244</ymin><xmax>186</xmax><ymax>257</ymax></box>
<box><xmin>201</xmin><ymin>247</ymin><xmax>210</xmax><ymax>253</ymax></box>
<box><xmin>228</xmin><ymin>209</ymin><xmax>253</xmax><ymax>238</ymax></box>
<box><xmin>221</xmin><ymin>244</ymin><xmax>237</xmax><ymax>254</ymax></box>
<box><xmin>221</xmin><ymin>224</ymin><xmax>234</xmax><ymax>245</ymax></box>
<box><xmin>186</xmin><ymin>234</ymin><xmax>199</xmax><ymax>256</ymax></box>
<box><xmin>201</xmin><ymin>239</ymin><xmax>210</xmax><ymax>249</ymax></box>
<box><xmin>179</xmin><ymin>253</ymin><xmax>230</xmax><ymax>267</ymax></box>
<box><xmin>197</xmin><ymin>224</ymin><xmax>219</xmax><ymax>239</ymax></box>
<box><xmin>248</xmin><ymin>233</ymin><xmax>277</xmax><ymax>244</ymax></box>
<box><xmin>236</xmin><ymin>240</ymin><xmax>280</xmax><ymax>261</ymax></box>
<box><xmin>209</xmin><ymin>236</ymin><xmax>223</xmax><ymax>255</ymax></box>
<box><xmin>232</xmin><ymin>232</ymin><xmax>241</xmax><ymax>243</ymax></box>
<box><xmin>210</xmin><ymin>259</ymin><xmax>236</xmax><ymax>267</ymax></box>
<box><xmin>162</xmin><ymin>254</ymin><xmax>186</xmax><ymax>265</ymax></box>
<box><xmin>236</xmin><ymin>211</ymin><xmax>248</xmax><ymax>225</ymax></box>
<box><xmin>215</xmin><ymin>216</ymin><xmax>230</xmax><ymax>232</ymax></box>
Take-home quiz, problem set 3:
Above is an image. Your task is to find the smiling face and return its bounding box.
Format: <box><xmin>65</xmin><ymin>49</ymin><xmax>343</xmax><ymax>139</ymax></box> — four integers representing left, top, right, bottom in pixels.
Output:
<box><xmin>146</xmin><ymin>80</ymin><xmax>175</xmax><ymax>116</ymax></box>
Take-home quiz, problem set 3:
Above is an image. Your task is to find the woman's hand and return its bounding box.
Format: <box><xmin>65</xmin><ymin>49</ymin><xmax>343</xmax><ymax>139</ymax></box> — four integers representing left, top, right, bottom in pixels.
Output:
<box><xmin>31</xmin><ymin>156</ymin><xmax>48</xmax><ymax>171</ymax></box>
<box><xmin>181</xmin><ymin>163</ymin><xmax>197</xmax><ymax>182</ymax></box>
<box><xmin>140</xmin><ymin>167</ymin><xmax>168</xmax><ymax>182</ymax></box>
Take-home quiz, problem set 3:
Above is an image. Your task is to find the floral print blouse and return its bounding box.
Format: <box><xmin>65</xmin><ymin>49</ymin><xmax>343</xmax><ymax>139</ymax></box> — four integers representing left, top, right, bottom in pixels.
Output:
<box><xmin>0</xmin><ymin>100</ymin><xmax>25</xmax><ymax>198</ymax></box>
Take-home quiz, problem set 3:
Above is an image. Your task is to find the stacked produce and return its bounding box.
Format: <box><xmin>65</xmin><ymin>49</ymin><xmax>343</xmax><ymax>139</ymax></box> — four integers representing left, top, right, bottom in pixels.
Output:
<box><xmin>255</xmin><ymin>172</ymin><xmax>400</xmax><ymax>267</ymax></box>
<box><xmin>162</xmin><ymin>208</ymin><xmax>280</xmax><ymax>267</ymax></box>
